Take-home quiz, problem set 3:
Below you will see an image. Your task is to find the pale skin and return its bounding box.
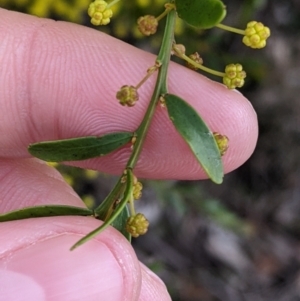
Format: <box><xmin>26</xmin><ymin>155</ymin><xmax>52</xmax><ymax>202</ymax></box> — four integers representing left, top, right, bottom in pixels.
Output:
<box><xmin>0</xmin><ymin>8</ymin><xmax>258</xmax><ymax>301</ymax></box>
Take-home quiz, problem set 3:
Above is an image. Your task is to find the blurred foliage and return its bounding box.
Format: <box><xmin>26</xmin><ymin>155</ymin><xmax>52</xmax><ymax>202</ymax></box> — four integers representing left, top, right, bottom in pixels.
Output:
<box><xmin>0</xmin><ymin>0</ymin><xmax>270</xmax><ymax>86</ymax></box>
<box><xmin>3</xmin><ymin>0</ymin><xmax>300</xmax><ymax>300</ymax></box>
<box><xmin>0</xmin><ymin>0</ymin><xmax>92</xmax><ymax>23</ymax></box>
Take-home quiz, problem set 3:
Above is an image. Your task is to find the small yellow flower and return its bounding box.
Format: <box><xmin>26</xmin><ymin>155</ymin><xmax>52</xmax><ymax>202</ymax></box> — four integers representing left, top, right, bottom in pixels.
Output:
<box><xmin>213</xmin><ymin>132</ymin><xmax>229</xmax><ymax>156</ymax></box>
<box><xmin>242</xmin><ymin>21</ymin><xmax>271</xmax><ymax>49</ymax></box>
<box><xmin>116</xmin><ymin>85</ymin><xmax>139</xmax><ymax>107</ymax></box>
<box><xmin>46</xmin><ymin>162</ymin><xmax>59</xmax><ymax>168</ymax></box>
<box><xmin>126</xmin><ymin>213</ymin><xmax>149</xmax><ymax>238</ymax></box>
<box><xmin>133</xmin><ymin>181</ymin><xmax>143</xmax><ymax>200</ymax></box>
<box><xmin>82</xmin><ymin>195</ymin><xmax>96</xmax><ymax>209</ymax></box>
<box><xmin>223</xmin><ymin>64</ymin><xmax>246</xmax><ymax>89</ymax></box>
<box><xmin>187</xmin><ymin>52</ymin><xmax>203</xmax><ymax>70</ymax></box>
<box><xmin>137</xmin><ymin>15</ymin><xmax>158</xmax><ymax>36</ymax></box>
<box><xmin>88</xmin><ymin>0</ymin><xmax>113</xmax><ymax>26</ymax></box>
<box><xmin>84</xmin><ymin>169</ymin><xmax>98</xmax><ymax>179</ymax></box>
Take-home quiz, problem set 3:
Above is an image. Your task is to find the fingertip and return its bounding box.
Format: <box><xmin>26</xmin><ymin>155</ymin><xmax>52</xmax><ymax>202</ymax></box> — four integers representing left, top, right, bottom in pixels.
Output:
<box><xmin>138</xmin><ymin>263</ymin><xmax>172</xmax><ymax>301</ymax></box>
<box><xmin>89</xmin><ymin>73</ymin><xmax>258</xmax><ymax>179</ymax></box>
<box><xmin>0</xmin><ymin>217</ymin><xmax>142</xmax><ymax>301</ymax></box>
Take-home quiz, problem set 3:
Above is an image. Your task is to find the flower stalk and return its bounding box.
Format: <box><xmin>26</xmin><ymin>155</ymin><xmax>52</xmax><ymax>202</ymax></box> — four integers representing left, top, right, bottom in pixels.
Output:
<box><xmin>126</xmin><ymin>9</ymin><xmax>177</xmax><ymax>169</ymax></box>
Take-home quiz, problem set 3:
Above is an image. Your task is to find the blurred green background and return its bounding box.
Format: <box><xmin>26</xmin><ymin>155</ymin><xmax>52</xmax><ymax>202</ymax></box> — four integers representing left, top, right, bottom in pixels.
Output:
<box><xmin>2</xmin><ymin>0</ymin><xmax>300</xmax><ymax>300</ymax></box>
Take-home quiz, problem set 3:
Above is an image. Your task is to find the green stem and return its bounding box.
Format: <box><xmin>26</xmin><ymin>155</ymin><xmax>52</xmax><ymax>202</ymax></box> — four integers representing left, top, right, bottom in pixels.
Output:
<box><xmin>107</xmin><ymin>0</ymin><xmax>121</xmax><ymax>9</ymax></box>
<box><xmin>75</xmin><ymin>9</ymin><xmax>177</xmax><ymax>245</ymax></box>
<box><xmin>156</xmin><ymin>3</ymin><xmax>175</xmax><ymax>22</ymax></box>
<box><xmin>181</xmin><ymin>53</ymin><xmax>225</xmax><ymax>77</ymax></box>
<box><xmin>135</xmin><ymin>65</ymin><xmax>159</xmax><ymax>90</ymax></box>
<box><xmin>126</xmin><ymin>9</ymin><xmax>177</xmax><ymax>169</ymax></box>
<box><xmin>128</xmin><ymin>193</ymin><xmax>136</xmax><ymax>216</ymax></box>
<box><xmin>215</xmin><ymin>23</ymin><xmax>245</xmax><ymax>35</ymax></box>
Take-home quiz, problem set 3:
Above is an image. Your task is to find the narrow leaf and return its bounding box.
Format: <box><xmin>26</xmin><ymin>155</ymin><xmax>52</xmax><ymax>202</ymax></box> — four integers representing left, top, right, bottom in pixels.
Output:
<box><xmin>28</xmin><ymin>132</ymin><xmax>133</xmax><ymax>162</ymax></box>
<box><xmin>165</xmin><ymin>94</ymin><xmax>223</xmax><ymax>184</ymax></box>
<box><xmin>175</xmin><ymin>0</ymin><xmax>226</xmax><ymax>29</ymax></box>
<box><xmin>111</xmin><ymin>205</ymin><xmax>131</xmax><ymax>242</ymax></box>
<box><xmin>70</xmin><ymin>169</ymin><xmax>134</xmax><ymax>250</ymax></box>
<box><xmin>0</xmin><ymin>205</ymin><xmax>93</xmax><ymax>222</ymax></box>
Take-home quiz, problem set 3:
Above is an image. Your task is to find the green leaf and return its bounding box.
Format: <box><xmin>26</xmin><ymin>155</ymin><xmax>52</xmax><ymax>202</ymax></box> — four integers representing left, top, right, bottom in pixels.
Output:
<box><xmin>0</xmin><ymin>205</ymin><xmax>93</xmax><ymax>222</ymax></box>
<box><xmin>111</xmin><ymin>205</ymin><xmax>131</xmax><ymax>242</ymax></box>
<box><xmin>91</xmin><ymin>176</ymin><xmax>131</xmax><ymax>241</ymax></box>
<box><xmin>70</xmin><ymin>169</ymin><xmax>134</xmax><ymax>250</ymax></box>
<box><xmin>164</xmin><ymin>94</ymin><xmax>223</xmax><ymax>184</ymax></box>
<box><xmin>175</xmin><ymin>0</ymin><xmax>226</xmax><ymax>29</ymax></box>
<box><xmin>28</xmin><ymin>132</ymin><xmax>133</xmax><ymax>162</ymax></box>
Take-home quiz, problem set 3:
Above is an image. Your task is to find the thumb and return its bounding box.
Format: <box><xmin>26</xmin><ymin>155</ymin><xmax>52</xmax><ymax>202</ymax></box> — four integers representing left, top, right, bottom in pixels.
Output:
<box><xmin>0</xmin><ymin>217</ymin><xmax>171</xmax><ymax>301</ymax></box>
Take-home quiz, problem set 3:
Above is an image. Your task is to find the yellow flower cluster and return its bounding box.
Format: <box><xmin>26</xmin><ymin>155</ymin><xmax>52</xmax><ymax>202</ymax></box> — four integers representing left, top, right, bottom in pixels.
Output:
<box><xmin>137</xmin><ymin>15</ymin><xmax>158</xmax><ymax>36</ymax></box>
<box><xmin>133</xmin><ymin>181</ymin><xmax>143</xmax><ymax>200</ymax></box>
<box><xmin>0</xmin><ymin>0</ymin><xmax>92</xmax><ymax>23</ymax></box>
<box><xmin>213</xmin><ymin>132</ymin><xmax>229</xmax><ymax>156</ymax></box>
<box><xmin>223</xmin><ymin>64</ymin><xmax>246</xmax><ymax>89</ymax></box>
<box><xmin>126</xmin><ymin>213</ymin><xmax>149</xmax><ymax>237</ymax></box>
<box><xmin>243</xmin><ymin>21</ymin><xmax>271</xmax><ymax>49</ymax></box>
<box><xmin>116</xmin><ymin>85</ymin><xmax>139</xmax><ymax>107</ymax></box>
<box><xmin>187</xmin><ymin>52</ymin><xmax>203</xmax><ymax>70</ymax></box>
<box><xmin>88</xmin><ymin>0</ymin><xmax>113</xmax><ymax>26</ymax></box>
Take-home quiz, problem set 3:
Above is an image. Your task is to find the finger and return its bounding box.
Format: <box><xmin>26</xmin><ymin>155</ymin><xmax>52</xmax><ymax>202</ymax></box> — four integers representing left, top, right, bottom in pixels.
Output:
<box><xmin>0</xmin><ymin>216</ymin><xmax>171</xmax><ymax>301</ymax></box>
<box><xmin>0</xmin><ymin>158</ymin><xmax>171</xmax><ymax>300</ymax></box>
<box><xmin>138</xmin><ymin>263</ymin><xmax>171</xmax><ymax>301</ymax></box>
<box><xmin>0</xmin><ymin>9</ymin><xmax>258</xmax><ymax>180</ymax></box>
<box><xmin>0</xmin><ymin>158</ymin><xmax>84</xmax><ymax>212</ymax></box>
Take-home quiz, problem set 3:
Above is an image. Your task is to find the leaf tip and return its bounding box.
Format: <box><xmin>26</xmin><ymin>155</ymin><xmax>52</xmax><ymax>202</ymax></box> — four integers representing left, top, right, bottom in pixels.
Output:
<box><xmin>69</xmin><ymin>245</ymin><xmax>77</xmax><ymax>251</ymax></box>
<box><xmin>70</xmin><ymin>240</ymin><xmax>82</xmax><ymax>251</ymax></box>
<box><xmin>213</xmin><ymin>177</ymin><xmax>223</xmax><ymax>185</ymax></box>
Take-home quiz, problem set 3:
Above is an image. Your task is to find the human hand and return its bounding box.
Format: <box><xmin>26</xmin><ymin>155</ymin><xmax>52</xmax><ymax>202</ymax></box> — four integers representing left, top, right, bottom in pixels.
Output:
<box><xmin>0</xmin><ymin>8</ymin><xmax>258</xmax><ymax>301</ymax></box>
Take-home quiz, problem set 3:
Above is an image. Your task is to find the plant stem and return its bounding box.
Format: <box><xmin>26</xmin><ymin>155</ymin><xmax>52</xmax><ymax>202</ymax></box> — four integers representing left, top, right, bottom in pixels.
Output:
<box><xmin>107</xmin><ymin>0</ymin><xmax>121</xmax><ymax>9</ymax></box>
<box><xmin>128</xmin><ymin>193</ymin><xmax>135</xmax><ymax>216</ymax></box>
<box><xmin>126</xmin><ymin>9</ymin><xmax>177</xmax><ymax>169</ymax></box>
<box><xmin>135</xmin><ymin>64</ymin><xmax>160</xmax><ymax>90</ymax></box>
<box><xmin>89</xmin><ymin>10</ymin><xmax>176</xmax><ymax>234</ymax></box>
<box><xmin>156</xmin><ymin>3</ymin><xmax>175</xmax><ymax>22</ymax></box>
<box><xmin>215</xmin><ymin>23</ymin><xmax>245</xmax><ymax>35</ymax></box>
<box><xmin>180</xmin><ymin>53</ymin><xmax>225</xmax><ymax>77</ymax></box>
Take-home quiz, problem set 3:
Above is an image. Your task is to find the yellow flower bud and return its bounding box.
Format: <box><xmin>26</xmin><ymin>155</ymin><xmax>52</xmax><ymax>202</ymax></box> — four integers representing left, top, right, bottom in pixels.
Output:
<box><xmin>213</xmin><ymin>132</ymin><xmax>229</xmax><ymax>156</ymax></box>
<box><xmin>133</xmin><ymin>181</ymin><xmax>143</xmax><ymax>200</ymax></box>
<box><xmin>186</xmin><ymin>52</ymin><xmax>203</xmax><ymax>70</ymax></box>
<box><xmin>223</xmin><ymin>63</ymin><xmax>246</xmax><ymax>89</ymax></box>
<box><xmin>88</xmin><ymin>0</ymin><xmax>113</xmax><ymax>26</ymax></box>
<box><xmin>242</xmin><ymin>21</ymin><xmax>271</xmax><ymax>49</ymax></box>
<box><xmin>116</xmin><ymin>85</ymin><xmax>139</xmax><ymax>107</ymax></box>
<box><xmin>126</xmin><ymin>213</ymin><xmax>149</xmax><ymax>237</ymax></box>
<box><xmin>137</xmin><ymin>15</ymin><xmax>158</xmax><ymax>36</ymax></box>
